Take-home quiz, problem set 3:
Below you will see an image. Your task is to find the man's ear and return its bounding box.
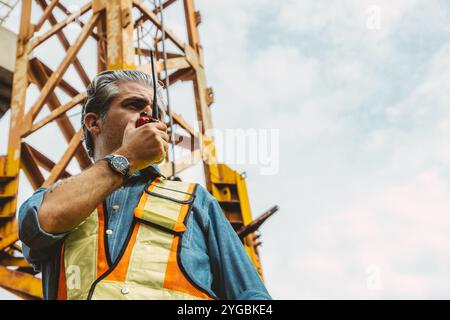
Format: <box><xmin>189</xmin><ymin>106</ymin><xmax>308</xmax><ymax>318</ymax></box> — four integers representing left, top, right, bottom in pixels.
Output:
<box><xmin>83</xmin><ymin>113</ymin><xmax>101</xmax><ymax>135</ymax></box>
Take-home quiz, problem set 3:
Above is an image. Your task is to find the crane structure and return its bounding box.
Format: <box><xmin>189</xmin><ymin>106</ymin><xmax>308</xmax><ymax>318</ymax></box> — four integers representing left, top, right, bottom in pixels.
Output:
<box><xmin>0</xmin><ymin>0</ymin><xmax>276</xmax><ymax>299</ymax></box>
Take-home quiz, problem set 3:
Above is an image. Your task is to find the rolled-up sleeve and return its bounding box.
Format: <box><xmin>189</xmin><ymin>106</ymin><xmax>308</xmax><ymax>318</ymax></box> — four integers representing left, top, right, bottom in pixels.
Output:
<box><xmin>202</xmin><ymin>188</ymin><xmax>272</xmax><ymax>300</ymax></box>
<box><xmin>18</xmin><ymin>188</ymin><xmax>68</xmax><ymax>272</ymax></box>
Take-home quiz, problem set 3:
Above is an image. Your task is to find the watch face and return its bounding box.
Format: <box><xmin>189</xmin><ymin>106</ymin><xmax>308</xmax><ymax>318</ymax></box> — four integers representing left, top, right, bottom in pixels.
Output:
<box><xmin>112</xmin><ymin>156</ymin><xmax>129</xmax><ymax>171</ymax></box>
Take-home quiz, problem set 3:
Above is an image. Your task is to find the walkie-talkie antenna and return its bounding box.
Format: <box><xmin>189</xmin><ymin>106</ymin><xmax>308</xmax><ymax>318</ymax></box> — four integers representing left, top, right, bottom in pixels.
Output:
<box><xmin>149</xmin><ymin>49</ymin><xmax>159</xmax><ymax>120</ymax></box>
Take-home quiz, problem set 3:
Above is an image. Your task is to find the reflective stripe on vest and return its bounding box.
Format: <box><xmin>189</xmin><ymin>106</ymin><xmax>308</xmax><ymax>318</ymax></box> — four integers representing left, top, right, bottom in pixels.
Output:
<box><xmin>56</xmin><ymin>177</ymin><xmax>214</xmax><ymax>300</ymax></box>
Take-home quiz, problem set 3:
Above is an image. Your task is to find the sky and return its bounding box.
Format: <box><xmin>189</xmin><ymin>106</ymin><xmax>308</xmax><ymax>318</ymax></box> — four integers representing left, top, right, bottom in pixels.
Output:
<box><xmin>2</xmin><ymin>0</ymin><xmax>450</xmax><ymax>299</ymax></box>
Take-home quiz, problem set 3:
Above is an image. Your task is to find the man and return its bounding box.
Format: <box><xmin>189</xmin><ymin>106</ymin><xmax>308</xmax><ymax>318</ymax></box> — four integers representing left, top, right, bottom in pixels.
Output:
<box><xmin>18</xmin><ymin>70</ymin><xmax>271</xmax><ymax>300</ymax></box>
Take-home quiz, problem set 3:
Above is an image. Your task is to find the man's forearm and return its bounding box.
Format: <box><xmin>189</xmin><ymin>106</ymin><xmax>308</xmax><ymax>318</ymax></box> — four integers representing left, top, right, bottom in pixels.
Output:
<box><xmin>38</xmin><ymin>160</ymin><xmax>123</xmax><ymax>234</ymax></box>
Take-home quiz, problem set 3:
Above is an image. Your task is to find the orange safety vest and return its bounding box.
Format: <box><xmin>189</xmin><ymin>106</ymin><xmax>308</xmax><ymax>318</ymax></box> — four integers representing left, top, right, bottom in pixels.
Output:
<box><xmin>56</xmin><ymin>177</ymin><xmax>214</xmax><ymax>300</ymax></box>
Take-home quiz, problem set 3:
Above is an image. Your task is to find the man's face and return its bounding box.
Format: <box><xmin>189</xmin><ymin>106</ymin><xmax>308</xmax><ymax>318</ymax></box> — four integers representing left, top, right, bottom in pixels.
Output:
<box><xmin>97</xmin><ymin>81</ymin><xmax>156</xmax><ymax>156</ymax></box>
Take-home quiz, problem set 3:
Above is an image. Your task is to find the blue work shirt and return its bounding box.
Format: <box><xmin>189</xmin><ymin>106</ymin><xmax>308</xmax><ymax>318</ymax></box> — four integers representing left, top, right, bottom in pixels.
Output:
<box><xmin>18</xmin><ymin>164</ymin><xmax>271</xmax><ymax>300</ymax></box>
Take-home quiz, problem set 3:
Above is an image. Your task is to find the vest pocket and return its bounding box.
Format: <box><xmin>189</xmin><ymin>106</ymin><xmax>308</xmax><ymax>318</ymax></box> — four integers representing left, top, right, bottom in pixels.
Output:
<box><xmin>134</xmin><ymin>197</ymin><xmax>191</xmax><ymax>233</ymax></box>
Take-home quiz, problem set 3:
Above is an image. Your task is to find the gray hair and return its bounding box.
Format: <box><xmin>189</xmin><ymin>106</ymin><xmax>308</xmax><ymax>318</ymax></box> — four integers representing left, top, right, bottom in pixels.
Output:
<box><xmin>81</xmin><ymin>69</ymin><xmax>166</xmax><ymax>159</ymax></box>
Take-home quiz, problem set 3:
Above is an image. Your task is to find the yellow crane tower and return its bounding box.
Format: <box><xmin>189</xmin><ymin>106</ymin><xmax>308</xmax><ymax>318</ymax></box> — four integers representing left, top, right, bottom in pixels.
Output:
<box><xmin>0</xmin><ymin>0</ymin><xmax>277</xmax><ymax>299</ymax></box>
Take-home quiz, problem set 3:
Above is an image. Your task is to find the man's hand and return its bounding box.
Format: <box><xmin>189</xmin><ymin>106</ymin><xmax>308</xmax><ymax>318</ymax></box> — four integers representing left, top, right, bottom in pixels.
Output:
<box><xmin>116</xmin><ymin>117</ymin><xmax>169</xmax><ymax>174</ymax></box>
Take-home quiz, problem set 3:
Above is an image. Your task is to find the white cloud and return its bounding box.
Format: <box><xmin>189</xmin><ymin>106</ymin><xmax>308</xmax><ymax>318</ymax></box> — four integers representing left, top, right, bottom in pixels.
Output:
<box><xmin>278</xmin><ymin>0</ymin><xmax>421</xmax><ymax>38</ymax></box>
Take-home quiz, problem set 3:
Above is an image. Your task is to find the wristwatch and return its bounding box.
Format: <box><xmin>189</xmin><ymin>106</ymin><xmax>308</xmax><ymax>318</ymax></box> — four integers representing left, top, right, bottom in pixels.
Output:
<box><xmin>102</xmin><ymin>154</ymin><xmax>131</xmax><ymax>179</ymax></box>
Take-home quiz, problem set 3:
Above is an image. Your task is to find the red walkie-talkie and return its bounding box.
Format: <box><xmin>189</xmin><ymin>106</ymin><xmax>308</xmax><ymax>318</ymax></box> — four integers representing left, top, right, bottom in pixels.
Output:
<box><xmin>136</xmin><ymin>49</ymin><xmax>159</xmax><ymax>128</ymax></box>
<box><xmin>136</xmin><ymin>111</ymin><xmax>158</xmax><ymax>127</ymax></box>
